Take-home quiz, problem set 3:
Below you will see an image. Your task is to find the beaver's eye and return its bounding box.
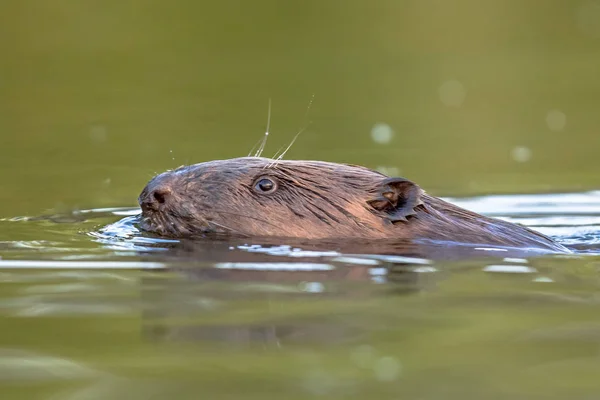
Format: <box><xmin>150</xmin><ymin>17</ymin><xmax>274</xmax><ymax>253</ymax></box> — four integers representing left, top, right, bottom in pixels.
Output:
<box><xmin>253</xmin><ymin>177</ymin><xmax>278</xmax><ymax>194</ymax></box>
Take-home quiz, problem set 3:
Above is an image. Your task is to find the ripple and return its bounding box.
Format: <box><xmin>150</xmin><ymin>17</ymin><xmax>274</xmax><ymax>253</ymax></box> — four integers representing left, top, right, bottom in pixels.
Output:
<box><xmin>214</xmin><ymin>262</ymin><xmax>334</xmax><ymax>271</ymax></box>
<box><xmin>0</xmin><ymin>260</ymin><xmax>165</xmax><ymax>270</ymax></box>
<box><xmin>0</xmin><ymin>349</ymin><xmax>100</xmax><ymax>382</ymax></box>
<box><xmin>483</xmin><ymin>265</ymin><xmax>537</xmax><ymax>274</ymax></box>
<box><xmin>447</xmin><ymin>191</ymin><xmax>600</xmax><ymax>216</ymax></box>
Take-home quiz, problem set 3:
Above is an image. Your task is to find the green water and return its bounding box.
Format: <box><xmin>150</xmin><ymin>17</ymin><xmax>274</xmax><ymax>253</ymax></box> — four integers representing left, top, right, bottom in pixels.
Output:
<box><xmin>1</xmin><ymin>1</ymin><xmax>600</xmax><ymax>399</ymax></box>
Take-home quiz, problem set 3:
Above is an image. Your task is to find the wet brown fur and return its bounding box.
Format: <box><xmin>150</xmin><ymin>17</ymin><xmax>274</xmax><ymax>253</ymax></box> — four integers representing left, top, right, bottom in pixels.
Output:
<box><xmin>138</xmin><ymin>157</ymin><xmax>569</xmax><ymax>253</ymax></box>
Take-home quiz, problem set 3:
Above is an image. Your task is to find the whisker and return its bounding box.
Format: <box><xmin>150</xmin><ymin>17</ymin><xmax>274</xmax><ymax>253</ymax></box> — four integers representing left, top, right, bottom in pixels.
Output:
<box><xmin>271</xmin><ymin>126</ymin><xmax>307</xmax><ymax>166</ymax></box>
<box><xmin>254</xmin><ymin>98</ymin><xmax>272</xmax><ymax>157</ymax></box>
<box><xmin>264</xmin><ymin>146</ymin><xmax>286</xmax><ymax>169</ymax></box>
<box><xmin>247</xmin><ymin>137</ymin><xmax>263</xmax><ymax>158</ymax></box>
<box><xmin>268</xmin><ymin>94</ymin><xmax>315</xmax><ymax>168</ymax></box>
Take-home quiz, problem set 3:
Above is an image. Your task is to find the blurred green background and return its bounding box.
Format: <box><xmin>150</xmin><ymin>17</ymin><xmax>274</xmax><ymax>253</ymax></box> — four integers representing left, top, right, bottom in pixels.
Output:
<box><xmin>1</xmin><ymin>0</ymin><xmax>599</xmax><ymax>217</ymax></box>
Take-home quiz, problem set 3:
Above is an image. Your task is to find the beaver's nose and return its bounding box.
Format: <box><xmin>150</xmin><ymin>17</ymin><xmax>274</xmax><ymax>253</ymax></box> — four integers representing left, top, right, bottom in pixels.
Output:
<box><xmin>139</xmin><ymin>185</ymin><xmax>172</xmax><ymax>212</ymax></box>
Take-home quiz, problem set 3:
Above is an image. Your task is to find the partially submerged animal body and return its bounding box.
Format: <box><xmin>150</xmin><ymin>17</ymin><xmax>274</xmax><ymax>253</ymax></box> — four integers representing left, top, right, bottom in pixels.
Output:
<box><xmin>137</xmin><ymin>157</ymin><xmax>570</xmax><ymax>254</ymax></box>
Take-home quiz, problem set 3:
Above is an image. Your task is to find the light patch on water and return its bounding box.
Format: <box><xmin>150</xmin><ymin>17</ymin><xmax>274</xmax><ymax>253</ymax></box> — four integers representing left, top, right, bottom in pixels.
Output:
<box><xmin>511</xmin><ymin>146</ymin><xmax>532</xmax><ymax>162</ymax></box>
<box><xmin>448</xmin><ymin>193</ymin><xmax>600</xmax><ymax>245</ymax></box>
<box><xmin>474</xmin><ymin>247</ymin><xmax>509</xmax><ymax>253</ymax></box>
<box><xmin>447</xmin><ymin>191</ymin><xmax>600</xmax><ymax>216</ymax></box>
<box><xmin>356</xmin><ymin>254</ymin><xmax>432</xmax><ymax>265</ymax></box>
<box><xmin>331</xmin><ymin>256</ymin><xmax>380</xmax><ymax>266</ymax></box>
<box><xmin>373</xmin><ymin>356</ymin><xmax>402</xmax><ymax>381</ymax></box>
<box><xmin>413</xmin><ymin>266</ymin><xmax>438</xmax><ymax>273</ymax></box>
<box><xmin>575</xmin><ymin>0</ymin><xmax>600</xmax><ymax>38</ymax></box>
<box><xmin>533</xmin><ymin>276</ymin><xmax>554</xmax><ymax>283</ymax></box>
<box><xmin>545</xmin><ymin>109</ymin><xmax>567</xmax><ymax>131</ymax></box>
<box><xmin>289</xmin><ymin>250</ymin><xmax>341</xmax><ymax>258</ymax></box>
<box><xmin>215</xmin><ymin>262</ymin><xmax>335</xmax><ymax>271</ymax></box>
<box><xmin>370</xmin><ymin>123</ymin><xmax>394</xmax><ymax>144</ymax></box>
<box><xmin>483</xmin><ymin>265</ymin><xmax>538</xmax><ymax>273</ymax></box>
<box><xmin>0</xmin><ymin>260</ymin><xmax>165</xmax><ymax>270</ymax></box>
<box><xmin>369</xmin><ymin>269</ymin><xmax>388</xmax><ymax>283</ymax></box>
<box><xmin>503</xmin><ymin>258</ymin><xmax>529</xmax><ymax>263</ymax></box>
<box><xmin>500</xmin><ymin>217</ymin><xmax>600</xmax><ymax>241</ymax></box>
<box><xmin>299</xmin><ymin>281</ymin><xmax>325</xmax><ymax>293</ymax></box>
<box><xmin>288</xmin><ymin>248</ymin><xmax>341</xmax><ymax>257</ymax></box>
<box><xmin>369</xmin><ymin>267</ymin><xmax>387</xmax><ymax>276</ymax></box>
<box><xmin>438</xmin><ymin>80</ymin><xmax>466</xmax><ymax>107</ymax></box>
<box><xmin>505</xmin><ymin>215</ymin><xmax>600</xmax><ymax>226</ymax></box>
<box><xmin>520</xmin><ymin>226</ymin><xmax>600</xmax><ymax>241</ymax></box>
<box><xmin>92</xmin><ymin>215</ymin><xmax>179</xmax><ymax>251</ymax></box>
<box><xmin>237</xmin><ymin>244</ymin><xmax>341</xmax><ymax>258</ymax></box>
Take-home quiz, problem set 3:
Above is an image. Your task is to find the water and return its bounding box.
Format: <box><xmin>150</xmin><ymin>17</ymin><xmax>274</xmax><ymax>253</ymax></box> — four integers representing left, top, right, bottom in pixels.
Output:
<box><xmin>2</xmin><ymin>0</ymin><xmax>600</xmax><ymax>398</ymax></box>
<box><xmin>0</xmin><ymin>191</ymin><xmax>598</xmax><ymax>399</ymax></box>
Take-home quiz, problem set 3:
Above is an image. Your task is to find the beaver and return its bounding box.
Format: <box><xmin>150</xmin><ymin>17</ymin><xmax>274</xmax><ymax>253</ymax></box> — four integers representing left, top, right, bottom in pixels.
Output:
<box><xmin>137</xmin><ymin>157</ymin><xmax>569</xmax><ymax>253</ymax></box>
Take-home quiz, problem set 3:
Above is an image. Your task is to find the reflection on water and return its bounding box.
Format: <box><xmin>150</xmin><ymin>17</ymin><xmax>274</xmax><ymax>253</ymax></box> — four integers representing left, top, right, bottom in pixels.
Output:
<box><xmin>0</xmin><ymin>191</ymin><xmax>599</xmax><ymax>399</ymax></box>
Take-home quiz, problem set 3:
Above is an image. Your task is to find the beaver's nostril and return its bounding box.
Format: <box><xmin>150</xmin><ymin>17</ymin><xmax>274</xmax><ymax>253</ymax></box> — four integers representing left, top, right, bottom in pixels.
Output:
<box><xmin>153</xmin><ymin>189</ymin><xmax>169</xmax><ymax>204</ymax></box>
<box><xmin>140</xmin><ymin>187</ymin><xmax>172</xmax><ymax>212</ymax></box>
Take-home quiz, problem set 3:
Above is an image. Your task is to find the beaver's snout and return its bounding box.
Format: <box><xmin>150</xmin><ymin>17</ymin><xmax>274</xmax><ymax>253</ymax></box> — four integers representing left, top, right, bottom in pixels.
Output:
<box><xmin>138</xmin><ymin>173</ymin><xmax>176</xmax><ymax>213</ymax></box>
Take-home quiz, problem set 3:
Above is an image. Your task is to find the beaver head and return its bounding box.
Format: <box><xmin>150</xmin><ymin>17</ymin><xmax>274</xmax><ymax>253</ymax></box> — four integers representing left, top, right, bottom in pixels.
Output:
<box><xmin>138</xmin><ymin>157</ymin><xmax>423</xmax><ymax>239</ymax></box>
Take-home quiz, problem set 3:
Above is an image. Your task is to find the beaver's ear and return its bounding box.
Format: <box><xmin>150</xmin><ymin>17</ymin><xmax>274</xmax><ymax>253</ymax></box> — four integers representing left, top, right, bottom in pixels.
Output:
<box><xmin>367</xmin><ymin>177</ymin><xmax>423</xmax><ymax>222</ymax></box>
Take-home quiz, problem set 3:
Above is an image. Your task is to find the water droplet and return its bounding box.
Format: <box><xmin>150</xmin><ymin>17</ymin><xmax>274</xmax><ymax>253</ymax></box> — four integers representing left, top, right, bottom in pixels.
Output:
<box><xmin>371</xmin><ymin>123</ymin><xmax>394</xmax><ymax>144</ymax></box>
<box><xmin>373</xmin><ymin>356</ymin><xmax>402</xmax><ymax>381</ymax></box>
<box><xmin>89</xmin><ymin>125</ymin><xmax>107</xmax><ymax>143</ymax></box>
<box><xmin>511</xmin><ymin>146</ymin><xmax>532</xmax><ymax>163</ymax></box>
<box><xmin>439</xmin><ymin>80</ymin><xmax>466</xmax><ymax>107</ymax></box>
<box><xmin>545</xmin><ymin>110</ymin><xmax>567</xmax><ymax>131</ymax></box>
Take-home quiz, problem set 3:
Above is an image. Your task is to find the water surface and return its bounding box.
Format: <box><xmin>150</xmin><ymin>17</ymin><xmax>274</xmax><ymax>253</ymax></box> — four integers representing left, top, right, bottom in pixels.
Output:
<box><xmin>1</xmin><ymin>191</ymin><xmax>599</xmax><ymax>399</ymax></box>
<box><xmin>2</xmin><ymin>1</ymin><xmax>600</xmax><ymax>399</ymax></box>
